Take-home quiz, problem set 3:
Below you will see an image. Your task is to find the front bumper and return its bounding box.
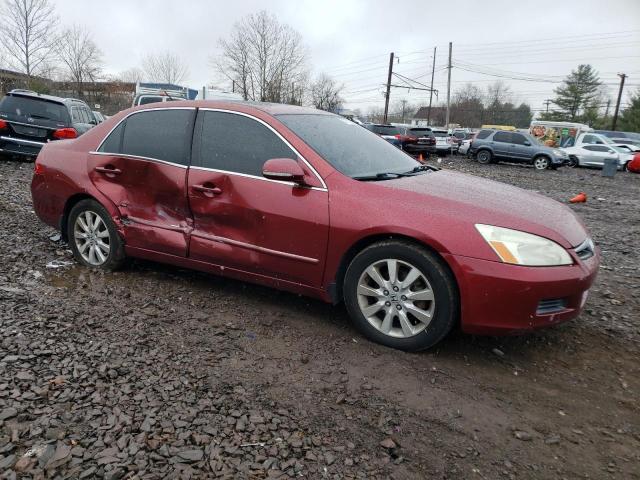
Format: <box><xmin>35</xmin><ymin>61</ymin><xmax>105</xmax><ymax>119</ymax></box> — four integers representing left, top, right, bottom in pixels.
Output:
<box><xmin>446</xmin><ymin>248</ymin><xmax>599</xmax><ymax>335</ymax></box>
<box><xmin>0</xmin><ymin>135</ymin><xmax>45</xmax><ymax>158</ymax></box>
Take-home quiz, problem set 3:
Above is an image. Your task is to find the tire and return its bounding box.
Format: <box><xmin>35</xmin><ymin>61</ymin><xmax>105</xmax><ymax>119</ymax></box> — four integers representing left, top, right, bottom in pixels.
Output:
<box><xmin>476</xmin><ymin>150</ymin><xmax>492</xmax><ymax>164</ymax></box>
<box><xmin>533</xmin><ymin>155</ymin><xmax>550</xmax><ymax>170</ymax></box>
<box><xmin>343</xmin><ymin>240</ymin><xmax>459</xmax><ymax>352</ymax></box>
<box><xmin>67</xmin><ymin>199</ymin><xmax>126</xmax><ymax>270</ymax></box>
<box><xmin>624</xmin><ymin>161</ymin><xmax>630</xmax><ymax>172</ymax></box>
<box><xmin>566</xmin><ymin>156</ymin><xmax>579</xmax><ymax>168</ymax></box>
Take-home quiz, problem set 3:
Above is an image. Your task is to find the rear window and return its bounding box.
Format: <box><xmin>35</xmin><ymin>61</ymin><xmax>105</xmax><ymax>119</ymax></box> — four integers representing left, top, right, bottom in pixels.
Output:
<box><xmin>409</xmin><ymin>129</ymin><xmax>433</xmax><ymax>136</ymax></box>
<box><xmin>138</xmin><ymin>96</ymin><xmax>164</xmax><ymax>105</ymax></box>
<box><xmin>371</xmin><ymin>125</ymin><xmax>400</xmax><ymax>135</ymax></box>
<box><xmin>475</xmin><ymin>130</ymin><xmax>493</xmax><ymax>140</ymax></box>
<box><xmin>432</xmin><ymin>130</ymin><xmax>448</xmax><ymax>137</ymax></box>
<box><xmin>0</xmin><ymin>95</ymin><xmax>69</xmax><ymax>123</ymax></box>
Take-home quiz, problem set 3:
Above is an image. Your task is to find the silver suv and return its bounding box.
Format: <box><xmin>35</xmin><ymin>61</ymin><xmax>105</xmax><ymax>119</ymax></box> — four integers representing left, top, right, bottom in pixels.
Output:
<box><xmin>470</xmin><ymin>129</ymin><xmax>567</xmax><ymax>170</ymax></box>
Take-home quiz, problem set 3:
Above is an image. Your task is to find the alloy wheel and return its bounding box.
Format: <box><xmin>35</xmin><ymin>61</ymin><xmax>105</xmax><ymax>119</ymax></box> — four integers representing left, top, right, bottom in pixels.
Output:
<box><xmin>74</xmin><ymin>210</ymin><xmax>110</xmax><ymax>266</ymax></box>
<box><xmin>356</xmin><ymin>259</ymin><xmax>435</xmax><ymax>338</ymax></box>
<box><xmin>534</xmin><ymin>157</ymin><xmax>549</xmax><ymax>170</ymax></box>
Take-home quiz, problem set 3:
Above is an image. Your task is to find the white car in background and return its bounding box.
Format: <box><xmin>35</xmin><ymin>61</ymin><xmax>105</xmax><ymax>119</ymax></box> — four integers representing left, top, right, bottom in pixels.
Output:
<box><xmin>563</xmin><ymin>144</ymin><xmax>634</xmax><ymax>170</ymax></box>
<box><xmin>458</xmin><ymin>139</ymin><xmax>472</xmax><ymax>155</ymax></box>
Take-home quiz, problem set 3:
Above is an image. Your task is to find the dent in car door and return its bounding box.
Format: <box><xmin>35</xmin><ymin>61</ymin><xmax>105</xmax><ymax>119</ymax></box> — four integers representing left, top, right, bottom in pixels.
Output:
<box><xmin>88</xmin><ymin>108</ymin><xmax>196</xmax><ymax>256</ymax></box>
<box><xmin>187</xmin><ymin>110</ymin><xmax>329</xmax><ymax>288</ymax></box>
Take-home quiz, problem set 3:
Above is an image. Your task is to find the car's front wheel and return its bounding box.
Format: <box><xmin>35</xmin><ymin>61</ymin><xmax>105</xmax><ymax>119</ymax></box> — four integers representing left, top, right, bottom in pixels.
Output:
<box><xmin>343</xmin><ymin>241</ymin><xmax>458</xmax><ymax>351</ymax></box>
<box><xmin>67</xmin><ymin>199</ymin><xmax>126</xmax><ymax>270</ymax></box>
<box><xmin>566</xmin><ymin>156</ymin><xmax>579</xmax><ymax>168</ymax></box>
<box><xmin>533</xmin><ymin>156</ymin><xmax>550</xmax><ymax>170</ymax></box>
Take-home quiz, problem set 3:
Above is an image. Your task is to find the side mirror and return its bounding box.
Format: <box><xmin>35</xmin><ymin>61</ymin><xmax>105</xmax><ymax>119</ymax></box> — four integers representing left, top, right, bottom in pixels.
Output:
<box><xmin>523</xmin><ymin>141</ymin><xmax>531</xmax><ymax>146</ymax></box>
<box><xmin>262</xmin><ymin>158</ymin><xmax>306</xmax><ymax>185</ymax></box>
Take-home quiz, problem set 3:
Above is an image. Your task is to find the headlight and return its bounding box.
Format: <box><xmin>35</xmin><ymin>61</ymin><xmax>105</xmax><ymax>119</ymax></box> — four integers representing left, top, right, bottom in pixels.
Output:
<box><xmin>475</xmin><ymin>224</ymin><xmax>572</xmax><ymax>266</ymax></box>
<box><xmin>553</xmin><ymin>149</ymin><xmax>567</xmax><ymax>157</ymax></box>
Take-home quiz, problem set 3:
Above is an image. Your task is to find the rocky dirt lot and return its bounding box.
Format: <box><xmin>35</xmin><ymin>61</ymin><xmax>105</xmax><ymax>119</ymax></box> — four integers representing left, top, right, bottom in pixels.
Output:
<box><xmin>0</xmin><ymin>156</ymin><xmax>638</xmax><ymax>479</ymax></box>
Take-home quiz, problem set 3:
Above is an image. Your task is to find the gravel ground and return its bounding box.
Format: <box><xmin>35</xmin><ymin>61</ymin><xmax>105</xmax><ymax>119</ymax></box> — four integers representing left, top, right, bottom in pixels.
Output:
<box><xmin>0</xmin><ymin>156</ymin><xmax>638</xmax><ymax>479</ymax></box>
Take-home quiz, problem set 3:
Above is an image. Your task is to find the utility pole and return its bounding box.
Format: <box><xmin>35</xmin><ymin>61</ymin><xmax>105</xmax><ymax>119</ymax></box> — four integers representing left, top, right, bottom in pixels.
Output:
<box><xmin>612</xmin><ymin>73</ymin><xmax>627</xmax><ymax>131</ymax></box>
<box><xmin>544</xmin><ymin>99</ymin><xmax>552</xmax><ymax>113</ymax></box>
<box><xmin>604</xmin><ymin>99</ymin><xmax>611</xmax><ymax>118</ymax></box>
<box><xmin>383</xmin><ymin>52</ymin><xmax>394</xmax><ymax>124</ymax></box>
<box><xmin>445</xmin><ymin>42</ymin><xmax>452</xmax><ymax>129</ymax></box>
<box><xmin>427</xmin><ymin>46</ymin><xmax>436</xmax><ymax>125</ymax></box>
<box><xmin>400</xmin><ymin>99</ymin><xmax>408</xmax><ymax>123</ymax></box>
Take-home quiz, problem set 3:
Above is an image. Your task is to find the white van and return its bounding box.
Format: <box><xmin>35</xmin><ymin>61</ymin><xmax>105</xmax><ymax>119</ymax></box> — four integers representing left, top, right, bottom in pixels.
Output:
<box><xmin>529</xmin><ymin>121</ymin><xmax>593</xmax><ymax>148</ymax></box>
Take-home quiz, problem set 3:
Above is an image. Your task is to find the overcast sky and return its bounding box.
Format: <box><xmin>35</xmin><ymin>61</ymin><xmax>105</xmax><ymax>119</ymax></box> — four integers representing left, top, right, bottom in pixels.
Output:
<box><xmin>54</xmin><ymin>0</ymin><xmax>640</xmax><ymax>116</ymax></box>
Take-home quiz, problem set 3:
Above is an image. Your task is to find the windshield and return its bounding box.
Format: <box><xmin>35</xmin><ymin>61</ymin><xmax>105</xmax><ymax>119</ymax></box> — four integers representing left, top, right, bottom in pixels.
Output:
<box><xmin>0</xmin><ymin>95</ymin><xmax>69</xmax><ymax>123</ymax></box>
<box><xmin>277</xmin><ymin>114</ymin><xmax>419</xmax><ymax>178</ymax></box>
<box><xmin>370</xmin><ymin>125</ymin><xmax>400</xmax><ymax>136</ymax></box>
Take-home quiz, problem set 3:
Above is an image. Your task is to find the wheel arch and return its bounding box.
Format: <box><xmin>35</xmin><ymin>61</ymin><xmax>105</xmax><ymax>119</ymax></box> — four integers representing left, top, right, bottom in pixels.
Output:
<box><xmin>60</xmin><ymin>192</ymin><xmax>121</xmax><ymax>242</ymax></box>
<box><xmin>329</xmin><ymin>233</ymin><xmax>460</xmax><ymax>307</ymax></box>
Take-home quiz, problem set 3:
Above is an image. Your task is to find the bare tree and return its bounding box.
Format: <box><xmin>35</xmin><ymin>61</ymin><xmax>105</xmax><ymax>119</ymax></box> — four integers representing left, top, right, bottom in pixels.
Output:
<box><xmin>0</xmin><ymin>0</ymin><xmax>59</xmax><ymax>80</ymax></box>
<box><xmin>57</xmin><ymin>25</ymin><xmax>102</xmax><ymax>95</ymax></box>
<box><xmin>142</xmin><ymin>52</ymin><xmax>188</xmax><ymax>84</ymax></box>
<box><xmin>310</xmin><ymin>73</ymin><xmax>343</xmax><ymax>111</ymax></box>
<box><xmin>116</xmin><ymin>67</ymin><xmax>144</xmax><ymax>84</ymax></box>
<box><xmin>214</xmin><ymin>10</ymin><xmax>307</xmax><ymax>103</ymax></box>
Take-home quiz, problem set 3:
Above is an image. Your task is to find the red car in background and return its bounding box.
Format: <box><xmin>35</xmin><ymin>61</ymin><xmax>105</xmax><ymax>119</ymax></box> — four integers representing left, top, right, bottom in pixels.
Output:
<box><xmin>31</xmin><ymin>101</ymin><xmax>599</xmax><ymax>351</ymax></box>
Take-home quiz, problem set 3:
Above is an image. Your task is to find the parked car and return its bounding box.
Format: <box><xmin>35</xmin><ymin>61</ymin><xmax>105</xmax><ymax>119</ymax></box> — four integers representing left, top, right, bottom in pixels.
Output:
<box><xmin>432</xmin><ymin>129</ymin><xmax>456</xmax><ymax>154</ymax></box>
<box><xmin>400</xmin><ymin>127</ymin><xmax>436</xmax><ymax>155</ymax></box>
<box><xmin>132</xmin><ymin>83</ymin><xmax>189</xmax><ymax>107</ymax></box>
<box><xmin>363</xmin><ymin>124</ymin><xmax>402</xmax><ymax>148</ymax></box>
<box><xmin>458</xmin><ymin>139</ymin><xmax>472</xmax><ymax>156</ymax></box>
<box><xmin>470</xmin><ymin>129</ymin><xmax>567</xmax><ymax>170</ymax></box>
<box><xmin>563</xmin><ymin>144</ymin><xmax>634</xmax><ymax>170</ymax></box>
<box><xmin>92</xmin><ymin>111</ymin><xmax>106</xmax><ymax>124</ymax></box>
<box><xmin>31</xmin><ymin>101</ymin><xmax>599</xmax><ymax>351</ymax></box>
<box><xmin>610</xmin><ymin>138</ymin><xmax>640</xmax><ymax>150</ymax></box>
<box><xmin>0</xmin><ymin>89</ymin><xmax>96</xmax><ymax>159</ymax></box>
<box><xmin>594</xmin><ymin>130</ymin><xmax>640</xmax><ymax>141</ymax></box>
<box><xmin>626</xmin><ymin>153</ymin><xmax>640</xmax><ymax>173</ymax></box>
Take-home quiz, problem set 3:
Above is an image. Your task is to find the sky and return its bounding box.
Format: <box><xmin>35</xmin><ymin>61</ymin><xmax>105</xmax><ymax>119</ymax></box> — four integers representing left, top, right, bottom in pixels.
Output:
<box><xmin>52</xmin><ymin>0</ymin><xmax>640</xmax><ymax>117</ymax></box>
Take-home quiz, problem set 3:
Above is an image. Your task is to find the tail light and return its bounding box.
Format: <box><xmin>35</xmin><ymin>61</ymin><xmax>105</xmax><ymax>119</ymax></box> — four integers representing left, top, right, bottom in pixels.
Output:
<box><xmin>53</xmin><ymin>128</ymin><xmax>78</xmax><ymax>139</ymax></box>
<box><xmin>33</xmin><ymin>160</ymin><xmax>44</xmax><ymax>175</ymax></box>
<box><xmin>0</xmin><ymin>119</ymin><xmax>7</xmax><ymax>130</ymax></box>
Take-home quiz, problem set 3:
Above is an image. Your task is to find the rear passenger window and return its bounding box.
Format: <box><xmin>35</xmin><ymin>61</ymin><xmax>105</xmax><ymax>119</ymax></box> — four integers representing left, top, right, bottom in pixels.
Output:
<box><xmin>475</xmin><ymin>130</ymin><xmax>492</xmax><ymax>140</ymax></box>
<box><xmin>196</xmin><ymin>111</ymin><xmax>295</xmax><ymax>176</ymax></box>
<box><xmin>493</xmin><ymin>131</ymin><xmax>511</xmax><ymax>143</ymax></box>
<box><xmin>120</xmin><ymin>109</ymin><xmax>194</xmax><ymax>165</ymax></box>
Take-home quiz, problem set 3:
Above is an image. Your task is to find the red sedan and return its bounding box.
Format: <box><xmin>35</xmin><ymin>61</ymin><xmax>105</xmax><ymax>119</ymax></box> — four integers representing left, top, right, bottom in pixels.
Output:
<box><xmin>31</xmin><ymin>101</ymin><xmax>599</xmax><ymax>351</ymax></box>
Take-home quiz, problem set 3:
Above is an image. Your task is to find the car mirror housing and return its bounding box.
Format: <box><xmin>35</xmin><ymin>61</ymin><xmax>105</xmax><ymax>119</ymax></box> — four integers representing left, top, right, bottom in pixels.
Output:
<box><xmin>262</xmin><ymin>158</ymin><xmax>307</xmax><ymax>185</ymax></box>
<box><xmin>524</xmin><ymin>141</ymin><xmax>531</xmax><ymax>146</ymax></box>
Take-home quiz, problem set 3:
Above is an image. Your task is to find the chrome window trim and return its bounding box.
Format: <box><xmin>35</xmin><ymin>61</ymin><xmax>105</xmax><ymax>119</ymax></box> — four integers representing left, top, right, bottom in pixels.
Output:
<box><xmin>189</xmin><ymin>165</ymin><xmax>327</xmax><ymax>192</ymax></box>
<box><xmin>88</xmin><ymin>150</ymin><xmax>188</xmax><ymax>169</ymax></box>
<box><xmin>198</xmin><ymin>107</ymin><xmax>327</xmax><ymax>190</ymax></box>
<box><xmin>94</xmin><ymin>106</ymin><xmax>197</xmax><ymax>153</ymax></box>
<box><xmin>92</xmin><ymin>106</ymin><xmax>328</xmax><ymax>191</ymax></box>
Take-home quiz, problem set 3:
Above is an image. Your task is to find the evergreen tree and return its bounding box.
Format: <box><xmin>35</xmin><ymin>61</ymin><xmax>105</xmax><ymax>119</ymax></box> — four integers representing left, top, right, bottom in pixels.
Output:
<box><xmin>619</xmin><ymin>90</ymin><xmax>640</xmax><ymax>132</ymax></box>
<box><xmin>546</xmin><ymin>65</ymin><xmax>602</xmax><ymax>121</ymax></box>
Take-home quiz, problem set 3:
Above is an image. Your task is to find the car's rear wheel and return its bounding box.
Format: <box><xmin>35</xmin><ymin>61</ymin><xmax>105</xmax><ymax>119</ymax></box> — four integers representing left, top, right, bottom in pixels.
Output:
<box><xmin>67</xmin><ymin>199</ymin><xmax>125</xmax><ymax>270</ymax></box>
<box><xmin>476</xmin><ymin>150</ymin><xmax>492</xmax><ymax>164</ymax></box>
<box><xmin>343</xmin><ymin>241</ymin><xmax>458</xmax><ymax>351</ymax></box>
<box><xmin>533</xmin><ymin>156</ymin><xmax>550</xmax><ymax>170</ymax></box>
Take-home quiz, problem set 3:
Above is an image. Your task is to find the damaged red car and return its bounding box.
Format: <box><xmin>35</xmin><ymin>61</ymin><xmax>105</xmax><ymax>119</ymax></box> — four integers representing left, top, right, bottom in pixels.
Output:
<box><xmin>31</xmin><ymin>101</ymin><xmax>599</xmax><ymax>351</ymax></box>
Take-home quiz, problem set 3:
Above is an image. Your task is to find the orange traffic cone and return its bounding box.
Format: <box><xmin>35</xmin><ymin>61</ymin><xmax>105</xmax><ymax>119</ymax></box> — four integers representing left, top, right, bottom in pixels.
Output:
<box><xmin>569</xmin><ymin>192</ymin><xmax>587</xmax><ymax>203</ymax></box>
<box><xmin>418</xmin><ymin>153</ymin><xmax>425</xmax><ymax>163</ymax></box>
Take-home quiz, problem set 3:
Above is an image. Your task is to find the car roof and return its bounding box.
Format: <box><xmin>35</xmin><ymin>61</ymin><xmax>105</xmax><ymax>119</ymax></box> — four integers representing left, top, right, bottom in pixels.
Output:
<box><xmin>8</xmin><ymin>89</ymin><xmax>67</xmax><ymax>105</ymax></box>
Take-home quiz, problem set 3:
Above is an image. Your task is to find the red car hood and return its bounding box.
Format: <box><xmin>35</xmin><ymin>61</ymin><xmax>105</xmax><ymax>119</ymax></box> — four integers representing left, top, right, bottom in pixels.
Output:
<box><xmin>380</xmin><ymin>170</ymin><xmax>588</xmax><ymax>248</ymax></box>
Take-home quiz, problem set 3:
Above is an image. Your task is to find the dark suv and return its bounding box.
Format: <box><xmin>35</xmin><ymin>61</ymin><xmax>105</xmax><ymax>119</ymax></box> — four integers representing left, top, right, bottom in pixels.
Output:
<box><xmin>470</xmin><ymin>129</ymin><xmax>568</xmax><ymax>170</ymax></box>
<box><xmin>0</xmin><ymin>90</ymin><xmax>96</xmax><ymax>159</ymax></box>
<box><xmin>401</xmin><ymin>127</ymin><xmax>437</xmax><ymax>155</ymax></box>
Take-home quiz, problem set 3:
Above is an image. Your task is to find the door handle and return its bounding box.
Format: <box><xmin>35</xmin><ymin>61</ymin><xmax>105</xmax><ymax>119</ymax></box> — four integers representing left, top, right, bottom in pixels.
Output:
<box><xmin>193</xmin><ymin>184</ymin><xmax>222</xmax><ymax>195</ymax></box>
<box><xmin>95</xmin><ymin>165</ymin><xmax>122</xmax><ymax>175</ymax></box>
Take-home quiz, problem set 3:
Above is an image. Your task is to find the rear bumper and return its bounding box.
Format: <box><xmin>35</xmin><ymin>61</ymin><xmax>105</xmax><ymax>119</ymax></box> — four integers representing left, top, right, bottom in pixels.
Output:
<box><xmin>404</xmin><ymin>144</ymin><xmax>436</xmax><ymax>154</ymax></box>
<box><xmin>0</xmin><ymin>135</ymin><xmax>45</xmax><ymax>157</ymax></box>
<box><xmin>446</xmin><ymin>250</ymin><xmax>600</xmax><ymax>335</ymax></box>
